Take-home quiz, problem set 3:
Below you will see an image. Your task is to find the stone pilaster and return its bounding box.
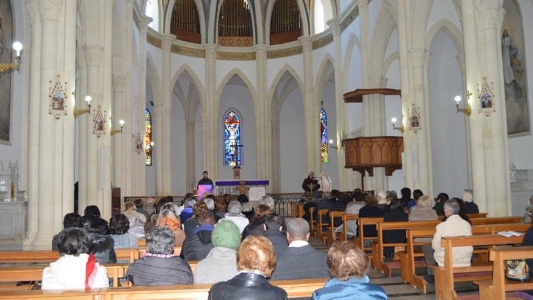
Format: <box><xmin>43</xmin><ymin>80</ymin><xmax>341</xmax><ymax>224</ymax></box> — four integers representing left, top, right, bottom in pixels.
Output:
<box><xmin>253</xmin><ymin>44</ymin><xmax>270</xmax><ymax>180</ymax></box>
<box><xmin>160</xmin><ymin>34</ymin><xmax>175</xmax><ymax>194</ymax></box>
<box><xmin>203</xmin><ymin>44</ymin><xmax>219</xmax><ymax>177</ymax></box>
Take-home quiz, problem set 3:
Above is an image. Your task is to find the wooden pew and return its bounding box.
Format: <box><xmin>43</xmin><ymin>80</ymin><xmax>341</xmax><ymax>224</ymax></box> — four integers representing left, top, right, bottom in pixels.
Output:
<box><xmin>476</xmin><ymin>246</ymin><xmax>533</xmax><ymax>300</ymax></box>
<box><xmin>470</xmin><ymin>216</ymin><xmax>522</xmax><ymax>225</ymax></box>
<box><xmin>326</xmin><ymin>211</ymin><xmax>345</xmax><ymax>245</ymax></box>
<box><xmin>355</xmin><ymin>217</ymin><xmax>384</xmax><ymax>259</ymax></box>
<box><xmin>0</xmin><ymin>278</ymin><xmax>329</xmax><ymax>299</ymax></box>
<box><xmin>137</xmin><ymin>239</ymin><xmax>146</xmax><ymax>247</ymax></box>
<box><xmin>114</xmin><ymin>248</ymin><xmax>140</xmax><ymax>263</ymax></box>
<box><xmin>341</xmin><ymin>214</ymin><xmax>358</xmax><ymax>243</ymax></box>
<box><xmin>434</xmin><ymin>234</ymin><xmax>524</xmax><ymax>300</ymax></box>
<box><xmin>403</xmin><ymin>223</ymin><xmax>530</xmax><ymax>292</ymax></box>
<box><xmin>309</xmin><ymin>207</ymin><xmax>316</xmax><ymax>238</ymax></box>
<box><xmin>0</xmin><ymin>251</ymin><xmax>60</xmax><ymax>263</ymax></box>
<box><xmin>374</xmin><ymin>220</ymin><xmax>440</xmax><ymax>274</ymax></box>
<box><xmin>0</xmin><ymin>264</ymin><xmax>127</xmax><ymax>289</ymax></box>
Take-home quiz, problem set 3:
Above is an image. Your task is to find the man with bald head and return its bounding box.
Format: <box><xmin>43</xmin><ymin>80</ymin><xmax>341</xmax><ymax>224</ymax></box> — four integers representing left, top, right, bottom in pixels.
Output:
<box><xmin>270</xmin><ymin>218</ymin><xmax>329</xmax><ymax>280</ymax></box>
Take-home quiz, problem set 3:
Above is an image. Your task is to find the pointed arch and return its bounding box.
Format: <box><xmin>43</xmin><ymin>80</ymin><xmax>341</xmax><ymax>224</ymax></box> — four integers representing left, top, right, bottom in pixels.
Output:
<box><xmin>425</xmin><ymin>19</ymin><xmax>463</xmax><ymax>55</ymax></box>
<box><xmin>411</xmin><ymin>0</ymin><xmax>434</xmax><ymax>48</ymax></box>
<box><xmin>370</xmin><ymin>3</ymin><xmax>397</xmax><ymax>75</ymax></box>
<box><xmin>171</xmin><ymin>64</ymin><xmax>206</xmax><ymax>105</ymax></box>
<box><xmin>314</xmin><ymin>53</ymin><xmax>335</xmax><ymax>104</ymax></box>
<box><xmin>343</xmin><ymin>33</ymin><xmax>360</xmax><ymax>89</ymax></box>
<box><xmin>382</xmin><ymin>51</ymin><xmax>400</xmax><ymax>76</ymax></box>
<box><xmin>216</xmin><ymin>68</ymin><xmax>257</xmax><ymax>106</ymax></box>
<box><xmin>146</xmin><ymin>54</ymin><xmax>162</xmax><ymax>106</ymax></box>
<box><xmin>268</xmin><ymin>64</ymin><xmax>305</xmax><ymax>114</ymax></box>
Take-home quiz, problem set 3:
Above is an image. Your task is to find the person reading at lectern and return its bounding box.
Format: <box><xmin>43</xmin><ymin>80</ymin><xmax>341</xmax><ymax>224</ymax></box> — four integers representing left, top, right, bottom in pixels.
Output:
<box><xmin>197</xmin><ymin>171</ymin><xmax>214</xmax><ymax>188</ymax></box>
<box><xmin>302</xmin><ymin>171</ymin><xmax>320</xmax><ymax>192</ymax></box>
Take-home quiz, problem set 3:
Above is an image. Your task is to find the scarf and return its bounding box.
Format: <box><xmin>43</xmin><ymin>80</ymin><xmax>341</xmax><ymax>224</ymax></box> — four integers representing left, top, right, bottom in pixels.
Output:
<box><xmin>85</xmin><ymin>254</ymin><xmax>98</xmax><ymax>290</ymax></box>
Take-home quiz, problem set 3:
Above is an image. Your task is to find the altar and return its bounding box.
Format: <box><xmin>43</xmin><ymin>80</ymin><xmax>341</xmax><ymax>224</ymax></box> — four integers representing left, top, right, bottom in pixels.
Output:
<box><xmin>214</xmin><ymin>179</ymin><xmax>269</xmax><ymax>201</ymax></box>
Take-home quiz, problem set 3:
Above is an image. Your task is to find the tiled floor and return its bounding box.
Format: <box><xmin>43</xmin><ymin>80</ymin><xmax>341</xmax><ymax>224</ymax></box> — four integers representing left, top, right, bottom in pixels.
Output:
<box><xmin>308</xmin><ymin>238</ymin><xmax>480</xmax><ymax>299</ymax></box>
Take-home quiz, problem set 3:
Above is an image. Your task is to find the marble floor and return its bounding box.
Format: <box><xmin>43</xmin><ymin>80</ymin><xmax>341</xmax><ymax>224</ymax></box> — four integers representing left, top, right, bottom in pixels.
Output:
<box><xmin>309</xmin><ymin>238</ymin><xmax>480</xmax><ymax>300</ymax></box>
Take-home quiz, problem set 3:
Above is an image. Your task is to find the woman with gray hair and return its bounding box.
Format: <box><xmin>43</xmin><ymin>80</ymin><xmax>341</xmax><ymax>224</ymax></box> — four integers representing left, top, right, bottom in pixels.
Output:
<box><xmin>409</xmin><ymin>195</ymin><xmax>438</xmax><ymax>221</ymax></box>
<box><xmin>126</xmin><ymin>226</ymin><xmax>193</xmax><ymax>286</ymax></box>
<box><xmin>224</xmin><ymin>200</ymin><xmax>250</xmax><ymax>233</ymax></box>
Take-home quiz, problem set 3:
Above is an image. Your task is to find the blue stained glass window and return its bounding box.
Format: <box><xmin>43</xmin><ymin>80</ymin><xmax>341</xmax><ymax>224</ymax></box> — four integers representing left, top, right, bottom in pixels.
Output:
<box><xmin>224</xmin><ymin>111</ymin><xmax>242</xmax><ymax>166</ymax></box>
<box><xmin>320</xmin><ymin>108</ymin><xmax>328</xmax><ymax>164</ymax></box>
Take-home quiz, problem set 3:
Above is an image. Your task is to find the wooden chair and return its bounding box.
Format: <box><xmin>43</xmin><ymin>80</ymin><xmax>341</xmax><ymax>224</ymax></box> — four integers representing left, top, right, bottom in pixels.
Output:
<box><xmin>115</xmin><ymin>248</ymin><xmax>140</xmax><ymax>263</ymax></box>
<box><xmin>356</xmin><ymin>217</ymin><xmax>384</xmax><ymax>255</ymax></box>
<box><xmin>309</xmin><ymin>207</ymin><xmax>316</xmax><ymax>237</ymax></box>
<box><xmin>314</xmin><ymin>209</ymin><xmax>329</xmax><ymax>244</ymax></box>
<box><xmin>326</xmin><ymin>211</ymin><xmax>345</xmax><ymax>245</ymax></box>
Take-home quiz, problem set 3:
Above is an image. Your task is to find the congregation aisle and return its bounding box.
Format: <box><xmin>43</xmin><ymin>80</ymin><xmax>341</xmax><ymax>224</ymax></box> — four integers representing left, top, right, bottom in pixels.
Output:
<box><xmin>308</xmin><ymin>237</ymin><xmax>479</xmax><ymax>299</ymax></box>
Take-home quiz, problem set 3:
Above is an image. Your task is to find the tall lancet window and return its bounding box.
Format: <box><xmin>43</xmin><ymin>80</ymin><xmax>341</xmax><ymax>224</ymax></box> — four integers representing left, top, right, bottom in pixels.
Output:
<box><xmin>145</xmin><ymin>108</ymin><xmax>153</xmax><ymax>166</ymax></box>
<box><xmin>320</xmin><ymin>108</ymin><xmax>328</xmax><ymax>163</ymax></box>
<box><xmin>224</xmin><ymin>111</ymin><xmax>242</xmax><ymax>166</ymax></box>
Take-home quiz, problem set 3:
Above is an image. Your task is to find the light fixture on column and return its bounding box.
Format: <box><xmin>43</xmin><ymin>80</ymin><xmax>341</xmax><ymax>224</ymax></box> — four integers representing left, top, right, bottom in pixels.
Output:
<box><xmin>74</xmin><ymin>95</ymin><xmax>92</xmax><ymax>118</ymax></box>
<box><xmin>391</xmin><ymin>117</ymin><xmax>405</xmax><ymax>133</ymax></box>
<box><xmin>0</xmin><ymin>42</ymin><xmax>22</xmax><ymax>75</ymax></box>
<box><xmin>328</xmin><ymin>131</ymin><xmax>347</xmax><ymax>150</ymax></box>
<box><xmin>110</xmin><ymin>119</ymin><xmax>125</xmax><ymax>136</ymax></box>
<box><xmin>454</xmin><ymin>92</ymin><xmax>472</xmax><ymax>116</ymax></box>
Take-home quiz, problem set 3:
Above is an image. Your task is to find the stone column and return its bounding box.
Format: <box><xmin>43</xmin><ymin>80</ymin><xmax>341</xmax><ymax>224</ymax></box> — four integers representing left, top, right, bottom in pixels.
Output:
<box><xmin>203</xmin><ymin>45</ymin><xmax>219</xmax><ymax>177</ymax></box>
<box><xmin>408</xmin><ymin>48</ymin><xmax>432</xmax><ymax>195</ymax></box>
<box><xmin>456</xmin><ymin>53</ymin><xmax>473</xmax><ymax>190</ymax></box>
<box><xmin>133</xmin><ymin>16</ymin><xmax>151</xmax><ymax>196</ymax></box>
<box><xmin>30</xmin><ymin>0</ymin><xmax>65</xmax><ymax>249</ymax></box>
<box><xmin>160</xmin><ymin>34</ymin><xmax>175</xmax><ymax>194</ymax></box>
<box><xmin>112</xmin><ymin>75</ymin><xmax>126</xmax><ymax>190</ymax></box>
<box><xmin>253</xmin><ymin>44</ymin><xmax>270</xmax><ymax>180</ymax></box>
<box><xmin>366</xmin><ymin>75</ymin><xmax>388</xmax><ymax>192</ymax></box>
<box><xmin>328</xmin><ymin>18</ymin><xmax>353</xmax><ymax>191</ymax></box>
<box><xmin>300</xmin><ymin>36</ymin><xmax>320</xmax><ymax>174</ymax></box>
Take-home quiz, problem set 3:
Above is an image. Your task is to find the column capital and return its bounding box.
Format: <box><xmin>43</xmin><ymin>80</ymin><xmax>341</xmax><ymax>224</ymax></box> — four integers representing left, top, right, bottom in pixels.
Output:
<box><xmin>38</xmin><ymin>0</ymin><xmax>63</xmax><ymax>21</ymax></box>
<box><xmin>408</xmin><ymin>48</ymin><xmax>428</xmax><ymax>69</ymax></box>
<box><xmin>253</xmin><ymin>45</ymin><xmax>267</xmax><ymax>59</ymax></box>
<box><xmin>205</xmin><ymin>44</ymin><xmax>218</xmax><ymax>59</ymax></box>
<box><xmin>160</xmin><ymin>34</ymin><xmax>175</xmax><ymax>50</ymax></box>
<box><xmin>476</xmin><ymin>6</ymin><xmax>504</xmax><ymax>31</ymax></box>
<box><xmin>83</xmin><ymin>45</ymin><xmax>104</xmax><ymax>67</ymax></box>
<box><xmin>138</xmin><ymin>16</ymin><xmax>152</xmax><ymax>33</ymax></box>
<box><xmin>298</xmin><ymin>36</ymin><xmax>313</xmax><ymax>51</ymax></box>
<box><xmin>326</xmin><ymin>19</ymin><xmax>341</xmax><ymax>37</ymax></box>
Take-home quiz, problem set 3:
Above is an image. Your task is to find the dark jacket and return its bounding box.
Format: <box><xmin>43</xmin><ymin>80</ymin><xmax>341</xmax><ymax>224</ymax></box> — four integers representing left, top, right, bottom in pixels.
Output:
<box><xmin>126</xmin><ymin>255</ymin><xmax>193</xmax><ymax>286</ymax></box>
<box><xmin>209</xmin><ymin>272</ymin><xmax>287</xmax><ymax>300</ymax></box>
<box><xmin>312</xmin><ymin>277</ymin><xmax>387</xmax><ymax>300</ymax></box>
<box><xmin>271</xmin><ymin>245</ymin><xmax>329</xmax><ymax>280</ymax></box>
<box><xmin>382</xmin><ymin>208</ymin><xmax>409</xmax><ymax>256</ymax></box>
<box><xmin>180</xmin><ymin>224</ymin><xmax>214</xmax><ymax>261</ymax></box>
<box><xmin>465</xmin><ymin>202</ymin><xmax>479</xmax><ymax>214</ymax></box>
<box><xmin>89</xmin><ymin>232</ymin><xmax>116</xmax><ymax>264</ymax></box>
<box><xmin>357</xmin><ymin>206</ymin><xmax>384</xmax><ymax>237</ymax></box>
<box><xmin>263</xmin><ymin>229</ymin><xmax>288</xmax><ymax>256</ymax></box>
<box><xmin>242</xmin><ymin>218</ymin><xmax>267</xmax><ymax>239</ymax></box>
<box><xmin>183</xmin><ymin>217</ymin><xmax>199</xmax><ymax>236</ymax></box>
<box><xmin>522</xmin><ymin>225</ymin><xmax>533</xmax><ymax>275</ymax></box>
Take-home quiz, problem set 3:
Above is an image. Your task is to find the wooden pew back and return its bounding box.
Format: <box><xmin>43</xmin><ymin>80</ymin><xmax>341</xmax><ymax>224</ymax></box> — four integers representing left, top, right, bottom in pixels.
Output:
<box><xmin>327</xmin><ymin>211</ymin><xmax>345</xmax><ymax>245</ymax></box>
<box><xmin>436</xmin><ymin>234</ymin><xmax>524</xmax><ymax>300</ymax></box>
<box><xmin>341</xmin><ymin>214</ymin><xmax>358</xmax><ymax>242</ymax></box>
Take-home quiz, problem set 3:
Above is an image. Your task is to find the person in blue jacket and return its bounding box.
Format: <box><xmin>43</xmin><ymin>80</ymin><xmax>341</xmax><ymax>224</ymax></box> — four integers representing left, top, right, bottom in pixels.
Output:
<box><xmin>312</xmin><ymin>241</ymin><xmax>387</xmax><ymax>300</ymax></box>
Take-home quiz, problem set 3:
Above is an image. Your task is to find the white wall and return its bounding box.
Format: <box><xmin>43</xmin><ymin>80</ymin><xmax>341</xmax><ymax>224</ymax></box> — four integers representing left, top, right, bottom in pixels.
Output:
<box><xmin>280</xmin><ymin>87</ymin><xmax>306</xmax><ymax>192</ymax></box>
<box><xmin>428</xmin><ymin>30</ymin><xmax>468</xmax><ymax>198</ymax></box>
<box><xmin>171</xmin><ymin>95</ymin><xmax>187</xmax><ymax>195</ymax></box>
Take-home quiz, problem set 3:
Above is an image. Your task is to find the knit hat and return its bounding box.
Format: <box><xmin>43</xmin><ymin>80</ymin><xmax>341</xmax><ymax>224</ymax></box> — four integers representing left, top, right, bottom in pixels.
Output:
<box><xmin>212</xmin><ymin>220</ymin><xmax>241</xmax><ymax>250</ymax></box>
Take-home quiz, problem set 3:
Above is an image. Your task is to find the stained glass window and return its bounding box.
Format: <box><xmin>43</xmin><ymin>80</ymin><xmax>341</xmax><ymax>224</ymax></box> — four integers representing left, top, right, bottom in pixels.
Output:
<box><xmin>224</xmin><ymin>111</ymin><xmax>242</xmax><ymax>166</ymax></box>
<box><xmin>320</xmin><ymin>108</ymin><xmax>328</xmax><ymax>164</ymax></box>
<box><xmin>145</xmin><ymin>108</ymin><xmax>153</xmax><ymax>166</ymax></box>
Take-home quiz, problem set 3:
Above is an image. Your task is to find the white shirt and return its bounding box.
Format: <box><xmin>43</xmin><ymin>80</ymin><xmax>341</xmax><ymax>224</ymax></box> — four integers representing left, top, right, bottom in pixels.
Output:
<box><xmin>288</xmin><ymin>240</ymin><xmax>309</xmax><ymax>248</ymax></box>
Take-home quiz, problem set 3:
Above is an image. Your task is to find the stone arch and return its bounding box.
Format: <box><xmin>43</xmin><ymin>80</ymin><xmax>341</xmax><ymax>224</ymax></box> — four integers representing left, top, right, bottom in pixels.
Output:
<box><xmin>315</xmin><ymin>53</ymin><xmax>335</xmax><ymax>105</ymax></box>
<box><xmin>164</xmin><ymin>0</ymin><xmax>206</xmax><ymax>42</ymax></box>
<box><xmin>370</xmin><ymin>2</ymin><xmax>397</xmax><ymax>76</ymax></box>
<box><xmin>171</xmin><ymin>64</ymin><xmax>206</xmax><ymax>107</ymax></box>
<box><xmin>212</xmin><ymin>0</ymin><xmax>258</xmax><ymax>45</ymax></box>
<box><xmin>216</xmin><ymin>68</ymin><xmax>257</xmax><ymax>107</ymax></box>
<box><xmin>343</xmin><ymin>33</ymin><xmax>360</xmax><ymax>89</ymax></box>
<box><xmin>425</xmin><ymin>19</ymin><xmax>463</xmax><ymax>56</ymax></box>
<box><xmin>382</xmin><ymin>51</ymin><xmax>400</xmax><ymax>76</ymax></box>
<box><xmin>146</xmin><ymin>54</ymin><xmax>162</xmax><ymax>106</ymax></box>
<box><xmin>268</xmin><ymin>64</ymin><xmax>305</xmax><ymax>113</ymax></box>
<box><xmin>411</xmin><ymin>0</ymin><xmax>434</xmax><ymax>48</ymax></box>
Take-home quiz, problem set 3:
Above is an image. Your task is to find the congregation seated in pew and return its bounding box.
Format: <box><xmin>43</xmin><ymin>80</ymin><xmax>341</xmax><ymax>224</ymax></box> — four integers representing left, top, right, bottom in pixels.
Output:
<box><xmin>42</xmin><ymin>227</ymin><xmax>109</xmax><ymax>290</ymax></box>
<box><xmin>181</xmin><ymin>211</ymin><xmax>216</xmax><ymax>261</ymax></box>
<box><xmin>208</xmin><ymin>236</ymin><xmax>288</xmax><ymax>300</ymax></box>
<box><xmin>126</xmin><ymin>226</ymin><xmax>193</xmax><ymax>286</ymax></box>
<box><xmin>81</xmin><ymin>215</ymin><xmax>117</xmax><ymax>264</ymax></box>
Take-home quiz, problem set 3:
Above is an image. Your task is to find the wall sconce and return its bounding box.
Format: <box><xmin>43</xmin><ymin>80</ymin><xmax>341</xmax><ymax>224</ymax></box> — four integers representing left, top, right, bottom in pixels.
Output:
<box><xmin>391</xmin><ymin>117</ymin><xmax>405</xmax><ymax>133</ymax></box>
<box><xmin>0</xmin><ymin>42</ymin><xmax>22</xmax><ymax>75</ymax></box>
<box><xmin>110</xmin><ymin>119</ymin><xmax>125</xmax><ymax>136</ymax></box>
<box><xmin>74</xmin><ymin>95</ymin><xmax>92</xmax><ymax>118</ymax></box>
<box><xmin>328</xmin><ymin>132</ymin><xmax>347</xmax><ymax>150</ymax></box>
<box><xmin>454</xmin><ymin>94</ymin><xmax>471</xmax><ymax>116</ymax></box>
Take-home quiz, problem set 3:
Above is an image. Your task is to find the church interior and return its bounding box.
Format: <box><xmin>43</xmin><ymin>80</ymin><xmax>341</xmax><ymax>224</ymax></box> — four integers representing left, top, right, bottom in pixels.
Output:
<box><xmin>0</xmin><ymin>0</ymin><xmax>531</xmax><ymax>276</ymax></box>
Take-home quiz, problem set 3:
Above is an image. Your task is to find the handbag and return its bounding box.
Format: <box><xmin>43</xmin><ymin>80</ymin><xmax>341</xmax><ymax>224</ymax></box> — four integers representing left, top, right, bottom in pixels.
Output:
<box><xmin>506</xmin><ymin>259</ymin><xmax>530</xmax><ymax>282</ymax></box>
